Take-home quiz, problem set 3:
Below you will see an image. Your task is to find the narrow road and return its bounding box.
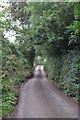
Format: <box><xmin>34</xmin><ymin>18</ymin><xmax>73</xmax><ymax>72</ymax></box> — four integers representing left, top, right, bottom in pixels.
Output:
<box><xmin>16</xmin><ymin>65</ymin><xmax>78</xmax><ymax>118</ymax></box>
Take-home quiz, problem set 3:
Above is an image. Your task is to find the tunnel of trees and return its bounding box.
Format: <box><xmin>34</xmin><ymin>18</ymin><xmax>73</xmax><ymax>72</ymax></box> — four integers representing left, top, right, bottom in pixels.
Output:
<box><xmin>0</xmin><ymin>1</ymin><xmax>80</xmax><ymax>117</ymax></box>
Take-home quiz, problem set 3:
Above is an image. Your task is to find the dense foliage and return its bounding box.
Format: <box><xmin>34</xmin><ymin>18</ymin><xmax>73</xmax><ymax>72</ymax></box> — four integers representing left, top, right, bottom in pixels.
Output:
<box><xmin>0</xmin><ymin>5</ymin><xmax>34</xmax><ymax>117</ymax></box>
<box><xmin>1</xmin><ymin>38</ymin><xmax>34</xmax><ymax>117</ymax></box>
<box><xmin>1</xmin><ymin>1</ymin><xmax>80</xmax><ymax>117</ymax></box>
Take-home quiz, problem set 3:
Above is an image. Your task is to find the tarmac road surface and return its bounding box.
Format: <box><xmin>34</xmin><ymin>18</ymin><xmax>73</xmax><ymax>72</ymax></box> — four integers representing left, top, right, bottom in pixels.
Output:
<box><xmin>16</xmin><ymin>65</ymin><xmax>78</xmax><ymax>118</ymax></box>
